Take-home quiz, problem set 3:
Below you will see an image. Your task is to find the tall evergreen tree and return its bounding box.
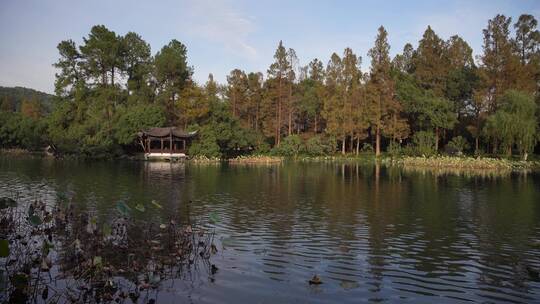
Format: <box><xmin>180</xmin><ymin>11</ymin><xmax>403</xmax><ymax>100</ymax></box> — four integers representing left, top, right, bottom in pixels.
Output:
<box><xmin>153</xmin><ymin>39</ymin><xmax>192</xmax><ymax>123</ymax></box>
<box><xmin>323</xmin><ymin>52</ymin><xmax>345</xmax><ymax>153</ymax></box>
<box><xmin>367</xmin><ymin>26</ymin><xmax>408</xmax><ymax>156</ymax></box>
<box><xmin>478</xmin><ymin>14</ymin><xmax>522</xmax><ymax>112</ymax></box>
<box><xmin>514</xmin><ymin>14</ymin><xmax>540</xmax><ymax>64</ymax></box>
<box><xmin>226</xmin><ymin>69</ymin><xmax>248</xmax><ymax>118</ymax></box>
<box><xmin>54</xmin><ymin>40</ymin><xmax>83</xmax><ymax>98</ymax></box>
<box><xmin>414</xmin><ymin>26</ymin><xmax>448</xmax><ymax>96</ymax></box>
<box><xmin>79</xmin><ymin>25</ymin><xmax>124</xmax><ymax>87</ymax></box>
<box><xmin>267</xmin><ymin>41</ymin><xmax>291</xmax><ymax>145</ymax></box>
<box><xmin>246</xmin><ymin>72</ymin><xmax>264</xmax><ymax>131</ymax></box>
<box><xmin>122</xmin><ymin>32</ymin><xmax>152</xmax><ymax>99</ymax></box>
<box><xmin>286</xmin><ymin>48</ymin><xmax>298</xmax><ymax>136</ymax></box>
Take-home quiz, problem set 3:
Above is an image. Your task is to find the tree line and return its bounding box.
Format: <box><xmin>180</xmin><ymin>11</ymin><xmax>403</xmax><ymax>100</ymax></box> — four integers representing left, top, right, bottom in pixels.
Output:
<box><xmin>0</xmin><ymin>14</ymin><xmax>539</xmax><ymax>159</ymax></box>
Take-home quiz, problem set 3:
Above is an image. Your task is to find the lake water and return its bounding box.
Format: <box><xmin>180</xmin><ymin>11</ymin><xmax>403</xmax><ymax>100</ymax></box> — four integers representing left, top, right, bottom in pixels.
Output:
<box><xmin>1</xmin><ymin>156</ymin><xmax>540</xmax><ymax>303</ymax></box>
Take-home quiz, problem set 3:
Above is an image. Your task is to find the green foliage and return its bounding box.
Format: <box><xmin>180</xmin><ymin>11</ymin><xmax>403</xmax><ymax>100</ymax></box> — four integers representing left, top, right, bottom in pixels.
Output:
<box><xmin>445</xmin><ymin>67</ymin><xmax>479</xmax><ymax>114</ymax></box>
<box><xmin>426</xmin><ymin>97</ymin><xmax>457</xmax><ymax>131</ymax></box>
<box><xmin>46</xmin><ymin>97</ymin><xmax>118</xmax><ymax>156</ymax></box>
<box><xmin>188</xmin><ymin>126</ymin><xmax>221</xmax><ymax>158</ymax></box>
<box><xmin>387</xmin><ymin>141</ymin><xmax>403</xmax><ymax>157</ymax></box>
<box><xmin>188</xmin><ymin>103</ymin><xmax>261</xmax><ymax>158</ymax></box>
<box><xmin>272</xmin><ymin>135</ymin><xmax>304</xmax><ymax>157</ymax></box>
<box><xmin>154</xmin><ymin>40</ymin><xmax>191</xmax><ymax>89</ymax></box>
<box><xmin>114</xmin><ymin>104</ymin><xmax>165</xmax><ymax>145</ymax></box>
<box><xmin>0</xmin><ymin>112</ymin><xmax>46</xmax><ymax>150</ymax></box>
<box><xmin>483</xmin><ymin>90</ymin><xmax>538</xmax><ymax>157</ymax></box>
<box><xmin>254</xmin><ymin>139</ymin><xmax>271</xmax><ymax>154</ymax></box>
<box><xmin>446</xmin><ymin>136</ymin><xmax>470</xmax><ymax>154</ymax></box>
<box><xmin>79</xmin><ymin>25</ymin><xmax>124</xmax><ymax>86</ymax></box>
<box><xmin>409</xmin><ymin>131</ymin><xmax>437</xmax><ymax>156</ymax></box>
<box><xmin>304</xmin><ymin>135</ymin><xmax>336</xmax><ymax>156</ymax></box>
<box><xmin>154</xmin><ymin>39</ymin><xmax>192</xmax><ymax>118</ymax></box>
<box><xmin>361</xmin><ymin>143</ymin><xmax>374</xmax><ymax>153</ymax></box>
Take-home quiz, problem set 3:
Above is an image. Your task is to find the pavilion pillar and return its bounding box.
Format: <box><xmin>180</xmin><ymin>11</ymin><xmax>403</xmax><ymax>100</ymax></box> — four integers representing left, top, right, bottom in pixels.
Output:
<box><xmin>160</xmin><ymin>139</ymin><xmax>163</xmax><ymax>153</ymax></box>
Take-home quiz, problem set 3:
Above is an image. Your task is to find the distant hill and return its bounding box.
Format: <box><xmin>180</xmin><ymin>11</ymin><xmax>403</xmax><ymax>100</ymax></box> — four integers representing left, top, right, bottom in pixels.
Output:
<box><xmin>0</xmin><ymin>86</ymin><xmax>55</xmax><ymax>114</ymax></box>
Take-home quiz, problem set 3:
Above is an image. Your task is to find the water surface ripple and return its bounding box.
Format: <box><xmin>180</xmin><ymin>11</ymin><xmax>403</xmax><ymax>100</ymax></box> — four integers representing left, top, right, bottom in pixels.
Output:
<box><xmin>1</xmin><ymin>157</ymin><xmax>539</xmax><ymax>303</ymax></box>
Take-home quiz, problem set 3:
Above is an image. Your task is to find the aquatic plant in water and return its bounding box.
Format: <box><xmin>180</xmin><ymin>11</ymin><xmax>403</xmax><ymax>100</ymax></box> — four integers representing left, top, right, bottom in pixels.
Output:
<box><xmin>0</xmin><ymin>196</ymin><xmax>216</xmax><ymax>303</ymax></box>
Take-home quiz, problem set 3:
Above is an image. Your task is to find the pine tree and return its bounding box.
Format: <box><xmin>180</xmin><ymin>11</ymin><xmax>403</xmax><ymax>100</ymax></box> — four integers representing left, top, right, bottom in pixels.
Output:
<box><xmin>341</xmin><ymin>47</ymin><xmax>364</xmax><ymax>154</ymax></box>
<box><xmin>367</xmin><ymin>26</ymin><xmax>408</xmax><ymax>155</ymax></box>
<box><xmin>53</xmin><ymin>40</ymin><xmax>83</xmax><ymax>98</ymax></box>
<box><xmin>153</xmin><ymin>39</ymin><xmax>193</xmax><ymax>123</ymax></box>
<box><xmin>286</xmin><ymin>48</ymin><xmax>298</xmax><ymax>136</ymax></box>
<box><xmin>226</xmin><ymin>69</ymin><xmax>248</xmax><ymax>118</ymax></box>
<box><xmin>323</xmin><ymin>52</ymin><xmax>346</xmax><ymax>153</ymax></box>
<box><xmin>514</xmin><ymin>14</ymin><xmax>540</xmax><ymax>64</ymax></box>
<box><xmin>414</xmin><ymin>26</ymin><xmax>448</xmax><ymax>96</ymax></box>
<box><xmin>267</xmin><ymin>41</ymin><xmax>291</xmax><ymax>145</ymax></box>
<box><xmin>247</xmin><ymin>72</ymin><xmax>264</xmax><ymax>131</ymax></box>
<box><xmin>79</xmin><ymin>25</ymin><xmax>124</xmax><ymax>87</ymax></box>
<box><xmin>478</xmin><ymin>14</ymin><xmax>522</xmax><ymax>113</ymax></box>
<box><xmin>122</xmin><ymin>32</ymin><xmax>152</xmax><ymax>99</ymax></box>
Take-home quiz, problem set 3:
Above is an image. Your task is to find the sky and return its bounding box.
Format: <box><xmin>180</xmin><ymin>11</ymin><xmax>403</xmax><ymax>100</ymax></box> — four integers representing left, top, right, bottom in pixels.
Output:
<box><xmin>0</xmin><ymin>0</ymin><xmax>539</xmax><ymax>94</ymax></box>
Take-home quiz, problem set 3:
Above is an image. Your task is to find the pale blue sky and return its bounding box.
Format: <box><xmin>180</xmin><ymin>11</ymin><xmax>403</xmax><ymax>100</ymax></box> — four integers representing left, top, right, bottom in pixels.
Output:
<box><xmin>1</xmin><ymin>0</ymin><xmax>538</xmax><ymax>93</ymax></box>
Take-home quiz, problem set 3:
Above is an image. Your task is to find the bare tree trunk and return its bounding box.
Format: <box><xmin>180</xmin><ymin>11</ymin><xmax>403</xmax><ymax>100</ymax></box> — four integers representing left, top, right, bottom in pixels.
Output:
<box><xmin>232</xmin><ymin>94</ymin><xmax>236</xmax><ymax>117</ymax></box>
<box><xmin>278</xmin><ymin>99</ymin><xmax>282</xmax><ymax>145</ymax></box>
<box><xmin>288</xmin><ymin>110</ymin><xmax>292</xmax><ymax>136</ymax></box>
<box><xmin>277</xmin><ymin>77</ymin><xmax>282</xmax><ymax>145</ymax></box>
<box><xmin>375</xmin><ymin>125</ymin><xmax>381</xmax><ymax>156</ymax></box>
<box><xmin>435</xmin><ymin>127</ymin><xmax>439</xmax><ymax>152</ymax></box>
<box><xmin>111</xmin><ymin>67</ymin><xmax>115</xmax><ymax>86</ymax></box>
<box><xmin>275</xmin><ymin>102</ymin><xmax>279</xmax><ymax>146</ymax></box>
<box><xmin>314</xmin><ymin>115</ymin><xmax>318</xmax><ymax>133</ymax></box>
<box><xmin>356</xmin><ymin>138</ymin><xmax>360</xmax><ymax>155</ymax></box>
<box><xmin>288</xmin><ymin>84</ymin><xmax>293</xmax><ymax>136</ymax></box>
<box><xmin>350</xmin><ymin>133</ymin><xmax>354</xmax><ymax>155</ymax></box>
<box><xmin>255</xmin><ymin>102</ymin><xmax>259</xmax><ymax>132</ymax></box>
<box><xmin>342</xmin><ymin>136</ymin><xmax>346</xmax><ymax>155</ymax></box>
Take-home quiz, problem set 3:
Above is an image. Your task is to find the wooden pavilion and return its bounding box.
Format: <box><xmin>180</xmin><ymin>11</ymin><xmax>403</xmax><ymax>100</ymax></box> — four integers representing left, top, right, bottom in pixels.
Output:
<box><xmin>137</xmin><ymin>127</ymin><xmax>197</xmax><ymax>160</ymax></box>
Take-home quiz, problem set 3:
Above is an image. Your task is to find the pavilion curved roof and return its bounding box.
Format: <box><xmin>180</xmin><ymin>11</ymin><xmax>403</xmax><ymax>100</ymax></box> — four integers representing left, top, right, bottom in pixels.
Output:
<box><xmin>138</xmin><ymin>127</ymin><xmax>197</xmax><ymax>139</ymax></box>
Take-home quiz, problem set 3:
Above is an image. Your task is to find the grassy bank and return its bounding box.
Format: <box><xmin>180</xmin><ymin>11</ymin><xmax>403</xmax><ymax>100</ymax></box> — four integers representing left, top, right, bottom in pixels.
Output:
<box><xmin>2</xmin><ymin>149</ymin><xmax>539</xmax><ymax>172</ymax></box>
<box><xmin>222</xmin><ymin>153</ymin><xmax>540</xmax><ymax>172</ymax></box>
<box><xmin>228</xmin><ymin>155</ymin><xmax>283</xmax><ymax>164</ymax></box>
<box><xmin>385</xmin><ymin>156</ymin><xmax>540</xmax><ymax>171</ymax></box>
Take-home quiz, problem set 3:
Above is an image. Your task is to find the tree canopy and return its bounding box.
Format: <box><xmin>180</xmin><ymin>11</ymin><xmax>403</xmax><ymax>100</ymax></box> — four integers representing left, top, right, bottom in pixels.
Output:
<box><xmin>1</xmin><ymin>17</ymin><xmax>539</xmax><ymax>159</ymax></box>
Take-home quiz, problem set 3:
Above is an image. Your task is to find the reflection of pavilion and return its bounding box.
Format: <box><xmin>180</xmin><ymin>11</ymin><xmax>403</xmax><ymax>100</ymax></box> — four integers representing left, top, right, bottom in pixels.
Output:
<box><xmin>143</xmin><ymin>161</ymin><xmax>186</xmax><ymax>183</ymax></box>
<box><xmin>144</xmin><ymin>161</ymin><xmax>186</xmax><ymax>173</ymax></box>
<box><xmin>137</xmin><ymin>127</ymin><xmax>197</xmax><ymax>160</ymax></box>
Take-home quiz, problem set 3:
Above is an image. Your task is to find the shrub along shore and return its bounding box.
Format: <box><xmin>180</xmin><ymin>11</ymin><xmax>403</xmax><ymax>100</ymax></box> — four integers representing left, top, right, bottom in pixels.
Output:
<box><xmin>384</xmin><ymin>155</ymin><xmax>539</xmax><ymax>171</ymax></box>
<box><xmin>3</xmin><ymin>147</ymin><xmax>540</xmax><ymax>170</ymax></box>
<box><xmin>3</xmin><ymin>147</ymin><xmax>539</xmax><ymax>172</ymax></box>
<box><xmin>225</xmin><ymin>154</ymin><xmax>540</xmax><ymax>171</ymax></box>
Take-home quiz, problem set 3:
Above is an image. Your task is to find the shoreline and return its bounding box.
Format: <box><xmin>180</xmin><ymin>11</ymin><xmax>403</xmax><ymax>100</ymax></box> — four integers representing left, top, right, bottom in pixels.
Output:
<box><xmin>2</xmin><ymin>149</ymin><xmax>539</xmax><ymax>171</ymax></box>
